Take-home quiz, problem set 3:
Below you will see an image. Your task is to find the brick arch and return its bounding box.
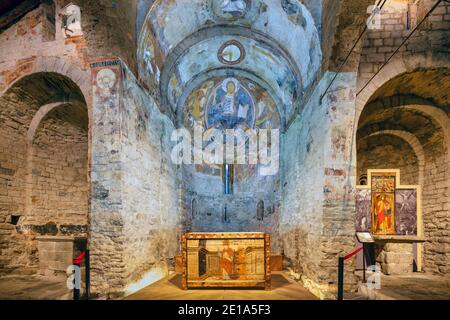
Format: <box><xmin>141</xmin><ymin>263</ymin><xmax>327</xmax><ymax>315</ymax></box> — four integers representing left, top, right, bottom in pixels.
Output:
<box><xmin>0</xmin><ymin>56</ymin><xmax>92</xmax><ymax>111</ymax></box>
<box><xmin>358</xmin><ymin>129</ymin><xmax>426</xmax><ymax>186</ymax></box>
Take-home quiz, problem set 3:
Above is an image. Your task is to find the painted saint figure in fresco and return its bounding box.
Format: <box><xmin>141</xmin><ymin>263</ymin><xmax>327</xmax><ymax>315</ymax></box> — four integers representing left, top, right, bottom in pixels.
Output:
<box><xmin>220</xmin><ymin>240</ymin><xmax>234</xmax><ymax>280</ymax></box>
<box><xmin>206</xmin><ymin>78</ymin><xmax>255</xmax><ymax>129</ymax></box>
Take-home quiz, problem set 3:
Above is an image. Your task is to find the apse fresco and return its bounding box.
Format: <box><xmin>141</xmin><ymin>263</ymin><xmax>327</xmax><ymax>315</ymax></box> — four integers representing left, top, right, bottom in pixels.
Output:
<box><xmin>168</xmin><ymin>73</ymin><xmax>182</xmax><ymax>111</ymax></box>
<box><xmin>371</xmin><ymin>173</ymin><xmax>396</xmax><ymax>235</ymax></box>
<box><xmin>183</xmin><ymin>77</ymin><xmax>280</xmax><ymax>178</ymax></box>
<box><xmin>205</xmin><ymin>78</ymin><xmax>255</xmax><ymax>130</ymax></box>
<box><xmin>183</xmin><ymin>76</ymin><xmax>280</xmax><ymax>130</ymax></box>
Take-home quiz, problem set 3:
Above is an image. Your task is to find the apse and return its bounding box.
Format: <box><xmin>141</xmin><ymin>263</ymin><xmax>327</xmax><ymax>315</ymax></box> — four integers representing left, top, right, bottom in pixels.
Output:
<box><xmin>135</xmin><ymin>0</ymin><xmax>323</xmax><ymax>254</ymax></box>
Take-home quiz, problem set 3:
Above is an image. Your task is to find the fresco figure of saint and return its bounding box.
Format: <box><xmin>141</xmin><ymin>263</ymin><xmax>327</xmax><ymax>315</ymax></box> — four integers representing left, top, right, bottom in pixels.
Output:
<box><xmin>206</xmin><ymin>78</ymin><xmax>255</xmax><ymax>129</ymax></box>
<box><xmin>220</xmin><ymin>240</ymin><xmax>234</xmax><ymax>280</ymax></box>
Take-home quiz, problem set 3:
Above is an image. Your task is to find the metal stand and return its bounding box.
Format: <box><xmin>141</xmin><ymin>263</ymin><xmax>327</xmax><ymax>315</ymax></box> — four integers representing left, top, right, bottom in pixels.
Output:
<box><xmin>363</xmin><ymin>246</ymin><xmax>366</xmax><ymax>282</ymax></box>
<box><xmin>338</xmin><ymin>257</ymin><xmax>344</xmax><ymax>301</ymax></box>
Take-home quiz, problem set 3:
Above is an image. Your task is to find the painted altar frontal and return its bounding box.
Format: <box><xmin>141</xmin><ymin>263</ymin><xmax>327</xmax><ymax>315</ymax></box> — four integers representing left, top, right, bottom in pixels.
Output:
<box><xmin>182</xmin><ymin>233</ymin><xmax>271</xmax><ymax>290</ymax></box>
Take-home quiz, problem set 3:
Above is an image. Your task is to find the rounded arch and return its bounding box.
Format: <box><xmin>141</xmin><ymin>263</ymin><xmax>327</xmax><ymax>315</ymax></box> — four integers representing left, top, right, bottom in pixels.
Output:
<box><xmin>1</xmin><ymin>56</ymin><xmax>92</xmax><ymax>110</ymax></box>
<box><xmin>358</xmin><ymin>129</ymin><xmax>426</xmax><ymax>186</ymax></box>
<box><xmin>0</xmin><ymin>69</ymin><xmax>90</xmax><ymax>276</ymax></box>
<box><xmin>355</xmin><ymin>55</ymin><xmax>450</xmax><ymax>121</ymax></box>
<box><xmin>355</xmin><ymin>59</ymin><xmax>450</xmax><ymax>276</ymax></box>
<box><xmin>27</xmin><ymin>99</ymin><xmax>88</xmax><ymax>143</ymax></box>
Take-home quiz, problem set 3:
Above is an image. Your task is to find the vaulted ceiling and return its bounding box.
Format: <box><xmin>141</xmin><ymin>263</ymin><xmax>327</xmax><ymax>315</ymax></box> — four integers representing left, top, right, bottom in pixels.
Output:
<box><xmin>137</xmin><ymin>0</ymin><xmax>324</xmax><ymax>130</ymax></box>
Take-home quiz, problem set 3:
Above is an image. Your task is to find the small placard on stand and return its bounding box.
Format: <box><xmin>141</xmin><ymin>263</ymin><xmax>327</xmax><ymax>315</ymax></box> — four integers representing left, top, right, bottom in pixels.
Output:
<box><xmin>356</xmin><ymin>232</ymin><xmax>375</xmax><ymax>243</ymax></box>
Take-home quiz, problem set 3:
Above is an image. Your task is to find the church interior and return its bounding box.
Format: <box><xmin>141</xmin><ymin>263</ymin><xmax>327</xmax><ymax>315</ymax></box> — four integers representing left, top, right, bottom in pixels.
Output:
<box><xmin>0</xmin><ymin>0</ymin><xmax>449</xmax><ymax>300</ymax></box>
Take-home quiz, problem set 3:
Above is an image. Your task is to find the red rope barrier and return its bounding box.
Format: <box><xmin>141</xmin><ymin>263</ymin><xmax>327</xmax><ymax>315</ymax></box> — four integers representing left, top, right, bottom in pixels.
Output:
<box><xmin>73</xmin><ymin>251</ymin><xmax>86</xmax><ymax>265</ymax></box>
<box><xmin>343</xmin><ymin>247</ymin><xmax>363</xmax><ymax>261</ymax></box>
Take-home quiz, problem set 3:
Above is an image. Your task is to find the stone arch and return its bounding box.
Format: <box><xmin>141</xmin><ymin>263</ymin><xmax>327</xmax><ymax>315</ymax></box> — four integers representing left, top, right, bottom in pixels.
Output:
<box><xmin>355</xmin><ymin>55</ymin><xmax>450</xmax><ymax>122</ymax></box>
<box><xmin>0</xmin><ymin>70</ymin><xmax>90</xmax><ymax>276</ymax></box>
<box><xmin>358</xmin><ymin>129</ymin><xmax>426</xmax><ymax>186</ymax></box>
<box><xmin>355</xmin><ymin>61</ymin><xmax>450</xmax><ymax>275</ymax></box>
<box><xmin>1</xmin><ymin>56</ymin><xmax>92</xmax><ymax>111</ymax></box>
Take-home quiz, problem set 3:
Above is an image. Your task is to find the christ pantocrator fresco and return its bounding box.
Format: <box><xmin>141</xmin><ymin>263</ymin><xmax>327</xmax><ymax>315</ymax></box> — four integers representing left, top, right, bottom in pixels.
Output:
<box><xmin>205</xmin><ymin>78</ymin><xmax>256</xmax><ymax>130</ymax></box>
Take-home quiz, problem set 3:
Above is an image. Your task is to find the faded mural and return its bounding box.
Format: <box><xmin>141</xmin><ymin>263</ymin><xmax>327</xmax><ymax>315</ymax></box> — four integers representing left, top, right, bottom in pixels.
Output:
<box><xmin>183</xmin><ymin>76</ymin><xmax>280</xmax><ymax>132</ymax></box>
<box><xmin>355</xmin><ymin>189</ymin><xmax>371</xmax><ymax>232</ymax></box>
<box><xmin>395</xmin><ymin>189</ymin><xmax>418</xmax><ymax>236</ymax></box>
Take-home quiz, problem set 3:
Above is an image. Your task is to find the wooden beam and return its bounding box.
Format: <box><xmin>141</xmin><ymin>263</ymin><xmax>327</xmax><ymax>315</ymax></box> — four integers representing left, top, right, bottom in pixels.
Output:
<box><xmin>0</xmin><ymin>0</ymin><xmax>41</xmax><ymax>33</ymax></box>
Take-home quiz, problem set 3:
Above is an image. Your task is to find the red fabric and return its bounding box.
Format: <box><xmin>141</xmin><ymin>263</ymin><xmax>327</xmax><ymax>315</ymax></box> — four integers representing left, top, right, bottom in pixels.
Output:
<box><xmin>343</xmin><ymin>247</ymin><xmax>363</xmax><ymax>260</ymax></box>
<box><xmin>73</xmin><ymin>251</ymin><xmax>86</xmax><ymax>265</ymax></box>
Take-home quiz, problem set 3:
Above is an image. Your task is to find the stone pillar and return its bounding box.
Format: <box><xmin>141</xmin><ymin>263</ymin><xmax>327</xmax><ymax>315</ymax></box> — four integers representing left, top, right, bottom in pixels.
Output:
<box><xmin>376</xmin><ymin>242</ymin><xmax>414</xmax><ymax>275</ymax></box>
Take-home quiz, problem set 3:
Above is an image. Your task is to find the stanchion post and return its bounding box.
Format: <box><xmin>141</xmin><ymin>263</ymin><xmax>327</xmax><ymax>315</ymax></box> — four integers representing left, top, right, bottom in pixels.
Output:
<box><xmin>338</xmin><ymin>257</ymin><xmax>344</xmax><ymax>301</ymax></box>
<box><xmin>363</xmin><ymin>245</ymin><xmax>366</xmax><ymax>282</ymax></box>
<box><xmin>85</xmin><ymin>250</ymin><xmax>90</xmax><ymax>300</ymax></box>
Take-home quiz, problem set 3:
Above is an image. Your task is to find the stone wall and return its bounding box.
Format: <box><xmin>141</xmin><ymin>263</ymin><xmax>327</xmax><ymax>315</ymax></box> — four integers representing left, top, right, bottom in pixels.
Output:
<box><xmin>358</xmin><ymin>0</ymin><xmax>450</xmax><ymax>90</ymax></box>
<box><xmin>0</xmin><ymin>89</ymin><xmax>34</xmax><ymax>275</ymax></box>
<box><xmin>421</xmin><ymin>126</ymin><xmax>449</xmax><ymax>274</ymax></box>
<box><xmin>357</xmin><ymin>135</ymin><xmax>419</xmax><ymax>185</ymax></box>
<box><xmin>183</xmin><ymin>166</ymin><xmax>282</xmax><ymax>254</ymax></box>
<box><xmin>281</xmin><ymin>72</ymin><xmax>358</xmax><ymax>299</ymax></box>
<box><xmin>73</xmin><ymin>0</ymin><xmax>138</xmax><ymax>73</ymax></box>
<box><xmin>0</xmin><ymin>72</ymin><xmax>89</xmax><ymax>275</ymax></box>
<box><xmin>90</xmin><ymin>60</ymin><xmax>181</xmax><ymax>298</ymax></box>
<box><xmin>28</xmin><ymin>114</ymin><xmax>88</xmax><ymax>228</ymax></box>
<box><xmin>356</xmin><ymin>0</ymin><xmax>450</xmax><ymax>277</ymax></box>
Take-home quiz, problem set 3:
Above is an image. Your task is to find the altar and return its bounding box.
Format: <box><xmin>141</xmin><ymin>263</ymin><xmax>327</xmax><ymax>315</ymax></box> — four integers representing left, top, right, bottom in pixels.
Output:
<box><xmin>182</xmin><ymin>232</ymin><xmax>271</xmax><ymax>290</ymax></box>
<box><xmin>356</xmin><ymin>169</ymin><xmax>426</xmax><ymax>275</ymax></box>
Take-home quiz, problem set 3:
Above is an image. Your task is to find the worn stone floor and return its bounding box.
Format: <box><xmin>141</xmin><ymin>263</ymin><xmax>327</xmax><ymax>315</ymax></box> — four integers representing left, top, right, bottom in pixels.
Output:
<box><xmin>126</xmin><ymin>272</ymin><xmax>318</xmax><ymax>300</ymax></box>
<box><xmin>1</xmin><ymin>272</ymin><xmax>448</xmax><ymax>300</ymax></box>
<box><xmin>0</xmin><ymin>274</ymin><xmax>71</xmax><ymax>300</ymax></box>
<box><xmin>357</xmin><ymin>272</ymin><xmax>450</xmax><ymax>300</ymax></box>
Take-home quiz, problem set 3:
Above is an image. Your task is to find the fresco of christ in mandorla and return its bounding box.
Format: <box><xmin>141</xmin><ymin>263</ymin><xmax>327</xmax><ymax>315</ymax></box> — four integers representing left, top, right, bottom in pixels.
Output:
<box><xmin>205</xmin><ymin>78</ymin><xmax>255</xmax><ymax>130</ymax></box>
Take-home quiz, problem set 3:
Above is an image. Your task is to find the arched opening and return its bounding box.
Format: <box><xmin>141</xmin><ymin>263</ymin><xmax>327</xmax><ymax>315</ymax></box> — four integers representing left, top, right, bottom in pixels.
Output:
<box><xmin>356</xmin><ymin>68</ymin><xmax>449</xmax><ymax>276</ymax></box>
<box><xmin>0</xmin><ymin>72</ymin><xmax>89</xmax><ymax>277</ymax></box>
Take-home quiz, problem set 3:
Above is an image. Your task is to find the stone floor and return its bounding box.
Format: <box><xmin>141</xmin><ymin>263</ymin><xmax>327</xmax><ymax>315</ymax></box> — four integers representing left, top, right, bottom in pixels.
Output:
<box><xmin>1</xmin><ymin>271</ymin><xmax>448</xmax><ymax>300</ymax></box>
<box><xmin>126</xmin><ymin>272</ymin><xmax>318</xmax><ymax>300</ymax></box>
<box><xmin>0</xmin><ymin>274</ymin><xmax>72</xmax><ymax>300</ymax></box>
<box><xmin>357</xmin><ymin>272</ymin><xmax>450</xmax><ymax>300</ymax></box>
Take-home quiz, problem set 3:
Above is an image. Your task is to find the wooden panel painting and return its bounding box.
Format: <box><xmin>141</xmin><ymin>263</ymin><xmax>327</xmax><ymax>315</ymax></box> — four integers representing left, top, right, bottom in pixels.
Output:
<box><xmin>371</xmin><ymin>173</ymin><xmax>396</xmax><ymax>235</ymax></box>
<box><xmin>395</xmin><ymin>189</ymin><xmax>418</xmax><ymax>235</ymax></box>
<box><xmin>355</xmin><ymin>189</ymin><xmax>371</xmax><ymax>232</ymax></box>
<box><xmin>183</xmin><ymin>233</ymin><xmax>270</xmax><ymax>289</ymax></box>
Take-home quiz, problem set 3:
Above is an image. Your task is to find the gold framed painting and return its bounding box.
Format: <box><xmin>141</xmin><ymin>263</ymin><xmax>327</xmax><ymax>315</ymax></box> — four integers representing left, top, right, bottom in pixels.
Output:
<box><xmin>371</xmin><ymin>172</ymin><xmax>396</xmax><ymax>235</ymax></box>
<box><xmin>182</xmin><ymin>232</ymin><xmax>271</xmax><ymax>290</ymax></box>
